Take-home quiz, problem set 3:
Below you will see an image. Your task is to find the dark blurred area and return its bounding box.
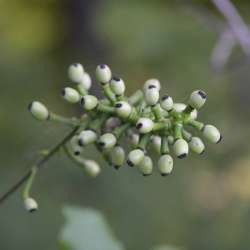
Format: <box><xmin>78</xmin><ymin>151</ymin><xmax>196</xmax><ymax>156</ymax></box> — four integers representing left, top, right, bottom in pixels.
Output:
<box><xmin>1</xmin><ymin>0</ymin><xmax>250</xmax><ymax>249</ymax></box>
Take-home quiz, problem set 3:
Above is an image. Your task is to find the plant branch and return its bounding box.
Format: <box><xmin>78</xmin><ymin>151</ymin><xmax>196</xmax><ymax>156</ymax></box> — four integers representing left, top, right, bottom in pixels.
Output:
<box><xmin>0</xmin><ymin>125</ymin><xmax>80</xmax><ymax>205</ymax></box>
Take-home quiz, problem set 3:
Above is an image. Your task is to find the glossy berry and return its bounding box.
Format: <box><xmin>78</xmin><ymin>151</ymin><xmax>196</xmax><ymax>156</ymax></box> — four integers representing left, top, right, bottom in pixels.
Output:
<box><xmin>128</xmin><ymin>133</ymin><xmax>139</xmax><ymax>147</ymax></box>
<box><xmin>157</xmin><ymin>154</ymin><xmax>174</xmax><ymax>176</ymax></box>
<box><xmin>70</xmin><ymin>135</ymin><xmax>83</xmax><ymax>156</ymax></box>
<box><xmin>188</xmin><ymin>90</ymin><xmax>207</xmax><ymax>110</ymax></box>
<box><xmin>136</xmin><ymin>118</ymin><xmax>154</xmax><ymax>134</ymax></box>
<box><xmin>98</xmin><ymin>133</ymin><xmax>117</xmax><ymax>149</ymax></box>
<box><xmin>160</xmin><ymin>95</ymin><xmax>173</xmax><ymax>111</ymax></box>
<box><xmin>24</xmin><ymin>197</ymin><xmax>38</xmax><ymax>212</ymax></box>
<box><xmin>173</xmin><ymin>138</ymin><xmax>189</xmax><ymax>159</ymax></box>
<box><xmin>143</xmin><ymin>79</ymin><xmax>161</xmax><ymax>91</ymax></box>
<box><xmin>83</xmin><ymin>160</ymin><xmax>101</xmax><ymax>177</ymax></box>
<box><xmin>138</xmin><ymin>155</ymin><xmax>153</xmax><ymax>176</ymax></box>
<box><xmin>62</xmin><ymin>87</ymin><xmax>80</xmax><ymax>104</ymax></box>
<box><xmin>78</xmin><ymin>130</ymin><xmax>97</xmax><ymax>146</ymax></box>
<box><xmin>110</xmin><ymin>77</ymin><xmax>125</xmax><ymax>96</ymax></box>
<box><xmin>96</xmin><ymin>64</ymin><xmax>112</xmax><ymax>84</ymax></box>
<box><xmin>189</xmin><ymin>137</ymin><xmax>205</xmax><ymax>154</ymax></box>
<box><xmin>28</xmin><ymin>101</ymin><xmax>49</xmax><ymax>121</ymax></box>
<box><xmin>104</xmin><ymin>117</ymin><xmax>121</xmax><ymax>133</ymax></box>
<box><xmin>127</xmin><ymin>149</ymin><xmax>144</xmax><ymax>167</ymax></box>
<box><xmin>110</xmin><ymin>146</ymin><xmax>125</xmax><ymax>169</ymax></box>
<box><xmin>144</xmin><ymin>88</ymin><xmax>159</xmax><ymax>106</ymax></box>
<box><xmin>202</xmin><ymin>125</ymin><xmax>222</xmax><ymax>143</ymax></box>
<box><xmin>80</xmin><ymin>95</ymin><xmax>98</xmax><ymax>110</ymax></box>
<box><xmin>115</xmin><ymin>101</ymin><xmax>132</xmax><ymax>118</ymax></box>
<box><xmin>79</xmin><ymin>72</ymin><xmax>92</xmax><ymax>90</ymax></box>
<box><xmin>68</xmin><ymin>63</ymin><xmax>84</xmax><ymax>83</ymax></box>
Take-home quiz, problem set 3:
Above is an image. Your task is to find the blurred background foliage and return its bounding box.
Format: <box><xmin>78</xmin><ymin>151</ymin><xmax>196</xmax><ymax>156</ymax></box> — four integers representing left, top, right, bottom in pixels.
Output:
<box><xmin>1</xmin><ymin>0</ymin><xmax>250</xmax><ymax>250</ymax></box>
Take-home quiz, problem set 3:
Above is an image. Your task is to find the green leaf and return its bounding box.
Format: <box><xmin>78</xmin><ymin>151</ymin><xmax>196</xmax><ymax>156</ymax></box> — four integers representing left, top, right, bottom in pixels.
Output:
<box><xmin>59</xmin><ymin>206</ymin><xmax>125</xmax><ymax>250</ymax></box>
<box><xmin>152</xmin><ymin>245</ymin><xmax>183</xmax><ymax>250</ymax></box>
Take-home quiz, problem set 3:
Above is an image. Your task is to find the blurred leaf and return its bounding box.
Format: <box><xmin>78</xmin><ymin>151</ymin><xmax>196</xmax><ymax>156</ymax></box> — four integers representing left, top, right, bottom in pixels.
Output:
<box><xmin>152</xmin><ymin>245</ymin><xmax>183</xmax><ymax>250</ymax></box>
<box><xmin>59</xmin><ymin>206</ymin><xmax>125</xmax><ymax>250</ymax></box>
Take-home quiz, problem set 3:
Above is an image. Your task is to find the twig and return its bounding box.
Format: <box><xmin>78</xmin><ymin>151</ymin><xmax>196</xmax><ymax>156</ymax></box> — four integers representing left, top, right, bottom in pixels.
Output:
<box><xmin>0</xmin><ymin>126</ymin><xmax>80</xmax><ymax>205</ymax></box>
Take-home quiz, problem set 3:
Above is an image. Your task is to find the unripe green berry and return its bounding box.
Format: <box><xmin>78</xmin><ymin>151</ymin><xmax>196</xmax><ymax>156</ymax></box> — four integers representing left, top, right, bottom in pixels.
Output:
<box><xmin>110</xmin><ymin>146</ymin><xmax>125</xmax><ymax>169</ymax></box>
<box><xmin>128</xmin><ymin>132</ymin><xmax>139</xmax><ymax>147</ymax></box>
<box><xmin>202</xmin><ymin>124</ymin><xmax>222</xmax><ymax>143</ymax></box>
<box><xmin>136</xmin><ymin>118</ymin><xmax>154</xmax><ymax>134</ymax></box>
<box><xmin>78</xmin><ymin>130</ymin><xmax>97</xmax><ymax>146</ymax></box>
<box><xmin>68</xmin><ymin>63</ymin><xmax>84</xmax><ymax>83</ymax></box>
<box><xmin>78</xmin><ymin>72</ymin><xmax>92</xmax><ymax>90</ymax></box>
<box><xmin>127</xmin><ymin>149</ymin><xmax>144</xmax><ymax>167</ymax></box>
<box><xmin>151</xmin><ymin>135</ymin><xmax>162</xmax><ymax>154</ymax></box>
<box><xmin>188</xmin><ymin>90</ymin><xmax>207</xmax><ymax>110</ymax></box>
<box><xmin>98</xmin><ymin>133</ymin><xmax>117</xmax><ymax>149</ymax></box>
<box><xmin>157</xmin><ymin>154</ymin><xmax>173</xmax><ymax>176</ymax></box>
<box><xmin>103</xmin><ymin>117</ymin><xmax>121</xmax><ymax>133</ymax></box>
<box><xmin>172</xmin><ymin>103</ymin><xmax>186</xmax><ymax>113</ymax></box>
<box><xmin>173</xmin><ymin>138</ymin><xmax>189</xmax><ymax>159</ymax></box>
<box><xmin>160</xmin><ymin>95</ymin><xmax>173</xmax><ymax>111</ymax></box>
<box><xmin>28</xmin><ymin>101</ymin><xmax>49</xmax><ymax>121</ymax></box>
<box><xmin>110</xmin><ymin>76</ymin><xmax>125</xmax><ymax>96</ymax></box>
<box><xmin>83</xmin><ymin>160</ymin><xmax>101</xmax><ymax>177</ymax></box>
<box><xmin>144</xmin><ymin>88</ymin><xmax>159</xmax><ymax>106</ymax></box>
<box><xmin>115</xmin><ymin>101</ymin><xmax>132</xmax><ymax>118</ymax></box>
<box><xmin>138</xmin><ymin>155</ymin><xmax>153</xmax><ymax>176</ymax></box>
<box><xmin>62</xmin><ymin>87</ymin><xmax>80</xmax><ymax>103</ymax></box>
<box><xmin>96</xmin><ymin>64</ymin><xmax>112</xmax><ymax>84</ymax></box>
<box><xmin>70</xmin><ymin>135</ymin><xmax>83</xmax><ymax>156</ymax></box>
<box><xmin>80</xmin><ymin>95</ymin><xmax>98</xmax><ymax>110</ymax></box>
<box><xmin>143</xmin><ymin>79</ymin><xmax>161</xmax><ymax>91</ymax></box>
<box><xmin>189</xmin><ymin>137</ymin><xmax>205</xmax><ymax>154</ymax></box>
<box><xmin>24</xmin><ymin>197</ymin><xmax>38</xmax><ymax>213</ymax></box>
<box><xmin>172</xmin><ymin>103</ymin><xmax>197</xmax><ymax>119</ymax></box>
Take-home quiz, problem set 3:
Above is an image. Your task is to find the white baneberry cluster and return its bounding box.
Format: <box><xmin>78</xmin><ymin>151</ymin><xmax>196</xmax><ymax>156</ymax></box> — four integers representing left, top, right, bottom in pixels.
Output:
<box><xmin>29</xmin><ymin>63</ymin><xmax>222</xmax><ymax>181</ymax></box>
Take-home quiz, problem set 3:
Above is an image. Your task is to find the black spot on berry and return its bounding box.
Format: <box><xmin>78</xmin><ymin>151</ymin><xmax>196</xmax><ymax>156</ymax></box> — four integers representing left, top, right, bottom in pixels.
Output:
<box><xmin>112</xmin><ymin>76</ymin><xmax>120</xmax><ymax>81</ymax></box>
<box><xmin>178</xmin><ymin>153</ymin><xmax>187</xmax><ymax>159</ymax></box>
<box><xmin>127</xmin><ymin>160</ymin><xmax>134</xmax><ymax>167</ymax></box>
<box><xmin>115</xmin><ymin>103</ymin><xmax>122</xmax><ymax>108</ymax></box>
<box><xmin>136</xmin><ymin>123</ymin><xmax>143</xmax><ymax>129</ymax></box>
<box><xmin>148</xmin><ymin>85</ymin><xmax>156</xmax><ymax>89</ymax></box>
<box><xmin>161</xmin><ymin>95</ymin><xmax>169</xmax><ymax>101</ymax></box>
<box><xmin>216</xmin><ymin>135</ymin><xmax>223</xmax><ymax>144</ymax></box>
<box><xmin>198</xmin><ymin>90</ymin><xmax>207</xmax><ymax>99</ymax></box>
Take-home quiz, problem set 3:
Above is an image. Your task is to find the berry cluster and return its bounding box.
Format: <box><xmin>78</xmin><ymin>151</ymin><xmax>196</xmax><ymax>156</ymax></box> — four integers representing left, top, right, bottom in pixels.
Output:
<box><xmin>25</xmin><ymin>63</ymin><xmax>221</xmax><ymax>212</ymax></box>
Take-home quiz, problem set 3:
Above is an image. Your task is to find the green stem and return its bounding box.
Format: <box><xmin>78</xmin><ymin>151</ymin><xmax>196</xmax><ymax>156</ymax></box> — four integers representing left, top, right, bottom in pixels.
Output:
<box><xmin>161</xmin><ymin>136</ymin><xmax>169</xmax><ymax>154</ymax></box>
<box><xmin>113</xmin><ymin>123</ymin><xmax>130</xmax><ymax>139</ymax></box>
<box><xmin>152</xmin><ymin>104</ymin><xmax>162</xmax><ymax>121</ymax></box>
<box><xmin>49</xmin><ymin>112</ymin><xmax>79</xmax><ymax>126</ymax></box>
<box><xmin>138</xmin><ymin>134</ymin><xmax>150</xmax><ymax>150</ymax></box>
<box><xmin>97</xmin><ymin>103</ymin><xmax>115</xmax><ymax>114</ymax></box>
<box><xmin>102</xmin><ymin>84</ymin><xmax>116</xmax><ymax>104</ymax></box>
<box><xmin>188</xmin><ymin>120</ymin><xmax>204</xmax><ymax>131</ymax></box>
<box><xmin>182</xmin><ymin>129</ymin><xmax>192</xmax><ymax>142</ymax></box>
<box><xmin>128</xmin><ymin>90</ymin><xmax>144</xmax><ymax>105</ymax></box>
<box><xmin>174</xmin><ymin>123</ymin><xmax>183</xmax><ymax>139</ymax></box>
<box><xmin>22</xmin><ymin>166</ymin><xmax>37</xmax><ymax>199</ymax></box>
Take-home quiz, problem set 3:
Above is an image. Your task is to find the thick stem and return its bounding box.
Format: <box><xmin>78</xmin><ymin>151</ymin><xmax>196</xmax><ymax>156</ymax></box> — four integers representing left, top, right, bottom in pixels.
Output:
<box><xmin>0</xmin><ymin>125</ymin><xmax>80</xmax><ymax>205</ymax></box>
